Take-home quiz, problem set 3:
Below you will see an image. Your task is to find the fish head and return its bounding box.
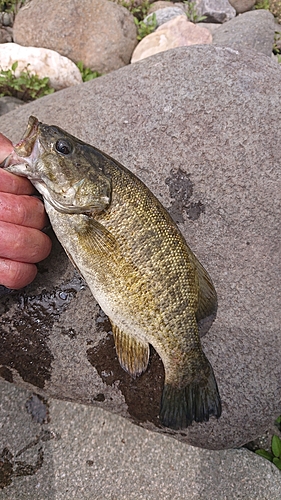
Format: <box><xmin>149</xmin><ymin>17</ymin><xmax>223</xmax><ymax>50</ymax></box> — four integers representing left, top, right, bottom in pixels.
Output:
<box><xmin>3</xmin><ymin>116</ymin><xmax>112</xmax><ymax>215</ymax></box>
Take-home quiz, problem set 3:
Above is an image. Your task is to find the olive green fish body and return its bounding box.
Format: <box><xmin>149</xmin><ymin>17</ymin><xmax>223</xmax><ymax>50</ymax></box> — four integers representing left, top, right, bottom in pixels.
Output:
<box><xmin>3</xmin><ymin>116</ymin><xmax>221</xmax><ymax>429</ymax></box>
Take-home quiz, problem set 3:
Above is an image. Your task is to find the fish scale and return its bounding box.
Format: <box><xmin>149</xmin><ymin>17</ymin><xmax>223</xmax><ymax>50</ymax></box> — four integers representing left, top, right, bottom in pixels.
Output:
<box><xmin>2</xmin><ymin>116</ymin><xmax>222</xmax><ymax>430</ymax></box>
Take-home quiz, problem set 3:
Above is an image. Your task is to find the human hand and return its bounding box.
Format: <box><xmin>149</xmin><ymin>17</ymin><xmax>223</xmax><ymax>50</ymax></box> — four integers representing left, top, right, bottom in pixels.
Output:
<box><xmin>0</xmin><ymin>133</ymin><xmax>52</xmax><ymax>289</ymax></box>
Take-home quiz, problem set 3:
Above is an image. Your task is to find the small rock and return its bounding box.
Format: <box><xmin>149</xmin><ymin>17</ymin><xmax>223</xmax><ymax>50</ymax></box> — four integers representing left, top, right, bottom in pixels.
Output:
<box><xmin>228</xmin><ymin>0</ymin><xmax>256</xmax><ymax>13</ymax></box>
<box><xmin>144</xmin><ymin>7</ymin><xmax>185</xmax><ymax>29</ymax></box>
<box><xmin>197</xmin><ymin>22</ymin><xmax>221</xmax><ymax>35</ymax></box>
<box><xmin>0</xmin><ymin>27</ymin><xmax>13</xmax><ymax>43</ymax></box>
<box><xmin>0</xmin><ymin>43</ymin><xmax>82</xmax><ymax>90</ymax></box>
<box><xmin>0</xmin><ymin>96</ymin><xmax>25</xmax><ymax>117</ymax></box>
<box><xmin>196</xmin><ymin>0</ymin><xmax>236</xmax><ymax>23</ymax></box>
<box><xmin>213</xmin><ymin>10</ymin><xmax>276</xmax><ymax>57</ymax></box>
<box><xmin>147</xmin><ymin>1</ymin><xmax>176</xmax><ymax>14</ymax></box>
<box><xmin>0</xmin><ymin>12</ymin><xmax>13</xmax><ymax>27</ymax></box>
<box><xmin>131</xmin><ymin>15</ymin><xmax>212</xmax><ymax>63</ymax></box>
<box><xmin>13</xmin><ymin>0</ymin><xmax>137</xmax><ymax>74</ymax></box>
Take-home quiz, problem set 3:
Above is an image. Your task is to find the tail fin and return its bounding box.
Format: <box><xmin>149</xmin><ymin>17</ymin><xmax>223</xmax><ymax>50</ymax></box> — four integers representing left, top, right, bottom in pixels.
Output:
<box><xmin>159</xmin><ymin>362</ymin><xmax>221</xmax><ymax>430</ymax></box>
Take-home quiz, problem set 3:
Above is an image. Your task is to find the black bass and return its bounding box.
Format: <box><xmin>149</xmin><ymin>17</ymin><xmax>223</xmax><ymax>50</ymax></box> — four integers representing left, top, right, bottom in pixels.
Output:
<box><xmin>2</xmin><ymin>116</ymin><xmax>221</xmax><ymax>429</ymax></box>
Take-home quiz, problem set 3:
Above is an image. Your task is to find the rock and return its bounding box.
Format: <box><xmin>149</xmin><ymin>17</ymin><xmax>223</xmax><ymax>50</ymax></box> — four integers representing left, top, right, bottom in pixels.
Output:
<box><xmin>0</xmin><ymin>96</ymin><xmax>25</xmax><ymax>116</ymax></box>
<box><xmin>271</xmin><ymin>52</ymin><xmax>280</xmax><ymax>64</ymax></box>
<box><xmin>131</xmin><ymin>15</ymin><xmax>212</xmax><ymax>63</ymax></box>
<box><xmin>0</xmin><ymin>11</ymin><xmax>13</xmax><ymax>27</ymax></box>
<box><xmin>13</xmin><ymin>0</ymin><xmax>137</xmax><ymax>74</ymax></box>
<box><xmin>0</xmin><ymin>27</ymin><xmax>12</xmax><ymax>43</ymax></box>
<box><xmin>213</xmin><ymin>10</ymin><xmax>276</xmax><ymax>57</ymax></box>
<box><xmin>147</xmin><ymin>1</ymin><xmax>176</xmax><ymax>14</ymax></box>
<box><xmin>228</xmin><ymin>0</ymin><xmax>256</xmax><ymax>13</ymax></box>
<box><xmin>0</xmin><ymin>45</ymin><xmax>280</xmax><ymax>450</ymax></box>
<box><xmin>2</xmin><ymin>379</ymin><xmax>281</xmax><ymax>499</ymax></box>
<box><xmin>197</xmin><ymin>22</ymin><xmax>221</xmax><ymax>35</ymax></box>
<box><xmin>196</xmin><ymin>0</ymin><xmax>236</xmax><ymax>23</ymax></box>
<box><xmin>0</xmin><ymin>43</ymin><xmax>82</xmax><ymax>90</ymax></box>
<box><xmin>144</xmin><ymin>7</ymin><xmax>185</xmax><ymax>29</ymax></box>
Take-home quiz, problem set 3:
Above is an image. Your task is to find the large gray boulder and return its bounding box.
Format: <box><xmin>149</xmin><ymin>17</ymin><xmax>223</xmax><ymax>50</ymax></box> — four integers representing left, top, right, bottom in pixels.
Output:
<box><xmin>0</xmin><ymin>45</ymin><xmax>280</xmax><ymax>450</ymax></box>
<box><xmin>1</xmin><ymin>379</ymin><xmax>281</xmax><ymax>498</ymax></box>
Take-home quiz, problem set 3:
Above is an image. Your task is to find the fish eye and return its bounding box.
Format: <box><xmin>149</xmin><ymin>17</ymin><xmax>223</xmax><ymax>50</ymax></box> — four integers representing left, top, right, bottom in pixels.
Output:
<box><xmin>55</xmin><ymin>139</ymin><xmax>73</xmax><ymax>155</ymax></box>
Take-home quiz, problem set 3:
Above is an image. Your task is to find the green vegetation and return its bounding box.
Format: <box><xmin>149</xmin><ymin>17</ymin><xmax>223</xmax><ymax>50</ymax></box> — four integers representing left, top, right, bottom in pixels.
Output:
<box><xmin>118</xmin><ymin>0</ymin><xmax>151</xmax><ymax>20</ymax></box>
<box><xmin>76</xmin><ymin>61</ymin><xmax>101</xmax><ymax>82</ymax></box>
<box><xmin>134</xmin><ymin>13</ymin><xmax>157</xmax><ymax>41</ymax></box>
<box><xmin>254</xmin><ymin>0</ymin><xmax>270</xmax><ymax>9</ymax></box>
<box><xmin>118</xmin><ymin>0</ymin><xmax>157</xmax><ymax>40</ymax></box>
<box><xmin>273</xmin><ymin>31</ymin><xmax>281</xmax><ymax>63</ymax></box>
<box><xmin>184</xmin><ymin>1</ymin><xmax>207</xmax><ymax>23</ymax></box>
<box><xmin>0</xmin><ymin>62</ymin><xmax>54</xmax><ymax>101</ymax></box>
<box><xmin>256</xmin><ymin>417</ymin><xmax>281</xmax><ymax>470</ymax></box>
<box><xmin>0</xmin><ymin>0</ymin><xmax>25</xmax><ymax>13</ymax></box>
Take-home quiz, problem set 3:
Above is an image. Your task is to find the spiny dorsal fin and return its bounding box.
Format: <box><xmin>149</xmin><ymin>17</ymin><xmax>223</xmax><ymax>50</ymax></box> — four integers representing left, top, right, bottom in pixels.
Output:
<box><xmin>111</xmin><ymin>322</ymin><xmax>150</xmax><ymax>378</ymax></box>
<box><xmin>192</xmin><ymin>254</ymin><xmax>218</xmax><ymax>337</ymax></box>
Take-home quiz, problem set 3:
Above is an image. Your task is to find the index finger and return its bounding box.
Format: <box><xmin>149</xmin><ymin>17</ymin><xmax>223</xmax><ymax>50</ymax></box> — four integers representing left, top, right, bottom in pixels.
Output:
<box><xmin>0</xmin><ymin>168</ymin><xmax>36</xmax><ymax>195</ymax></box>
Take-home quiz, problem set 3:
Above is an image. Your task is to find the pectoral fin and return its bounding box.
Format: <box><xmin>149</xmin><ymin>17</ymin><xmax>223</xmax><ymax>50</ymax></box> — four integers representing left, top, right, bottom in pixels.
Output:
<box><xmin>78</xmin><ymin>217</ymin><xmax>117</xmax><ymax>255</ymax></box>
<box><xmin>111</xmin><ymin>322</ymin><xmax>150</xmax><ymax>378</ymax></box>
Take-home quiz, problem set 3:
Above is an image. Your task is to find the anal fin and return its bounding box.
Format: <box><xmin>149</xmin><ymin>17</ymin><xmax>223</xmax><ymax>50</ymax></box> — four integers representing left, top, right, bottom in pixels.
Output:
<box><xmin>111</xmin><ymin>322</ymin><xmax>150</xmax><ymax>378</ymax></box>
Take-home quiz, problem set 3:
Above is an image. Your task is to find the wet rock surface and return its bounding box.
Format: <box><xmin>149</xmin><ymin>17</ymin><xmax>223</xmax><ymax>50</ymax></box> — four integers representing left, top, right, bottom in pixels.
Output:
<box><xmin>0</xmin><ymin>45</ymin><xmax>280</xmax><ymax>450</ymax></box>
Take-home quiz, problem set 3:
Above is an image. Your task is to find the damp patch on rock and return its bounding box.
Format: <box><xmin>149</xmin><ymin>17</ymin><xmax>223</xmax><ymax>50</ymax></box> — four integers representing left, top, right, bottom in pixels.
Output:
<box><xmin>60</xmin><ymin>327</ymin><xmax>77</xmax><ymax>339</ymax></box>
<box><xmin>95</xmin><ymin>306</ymin><xmax>112</xmax><ymax>334</ymax></box>
<box><xmin>165</xmin><ymin>168</ymin><xmax>205</xmax><ymax>223</ymax></box>
<box><xmin>92</xmin><ymin>393</ymin><xmax>106</xmax><ymax>402</ymax></box>
<box><xmin>0</xmin><ymin>426</ymin><xmax>59</xmax><ymax>490</ymax></box>
<box><xmin>25</xmin><ymin>394</ymin><xmax>49</xmax><ymax>424</ymax></box>
<box><xmin>0</xmin><ymin>442</ymin><xmax>43</xmax><ymax>490</ymax></box>
<box><xmin>0</xmin><ymin>274</ymin><xmax>85</xmax><ymax>389</ymax></box>
<box><xmin>0</xmin><ymin>366</ymin><xmax>13</xmax><ymax>383</ymax></box>
<box><xmin>87</xmin><ymin>333</ymin><xmax>165</xmax><ymax>427</ymax></box>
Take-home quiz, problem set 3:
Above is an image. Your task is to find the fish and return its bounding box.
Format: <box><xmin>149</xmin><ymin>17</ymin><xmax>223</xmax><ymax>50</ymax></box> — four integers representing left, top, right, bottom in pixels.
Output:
<box><xmin>2</xmin><ymin>116</ymin><xmax>221</xmax><ymax>429</ymax></box>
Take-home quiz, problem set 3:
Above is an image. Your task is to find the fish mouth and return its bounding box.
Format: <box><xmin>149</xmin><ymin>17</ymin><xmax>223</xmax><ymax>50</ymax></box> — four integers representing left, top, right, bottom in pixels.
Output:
<box><xmin>14</xmin><ymin>116</ymin><xmax>40</xmax><ymax>157</ymax></box>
